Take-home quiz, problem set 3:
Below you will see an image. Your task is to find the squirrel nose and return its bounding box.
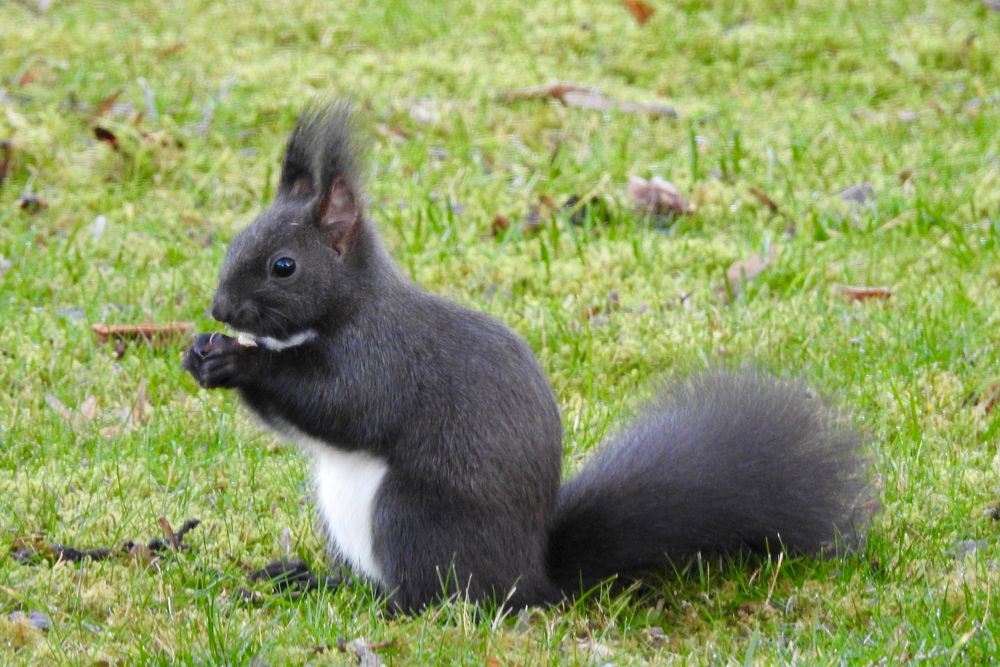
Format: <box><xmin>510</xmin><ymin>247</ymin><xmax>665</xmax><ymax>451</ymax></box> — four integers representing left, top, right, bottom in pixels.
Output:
<box><xmin>210</xmin><ymin>294</ymin><xmax>233</xmax><ymax>324</ymax></box>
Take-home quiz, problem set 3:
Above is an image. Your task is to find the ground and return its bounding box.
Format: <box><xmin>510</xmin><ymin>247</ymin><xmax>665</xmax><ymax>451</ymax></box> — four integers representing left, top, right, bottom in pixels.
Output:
<box><xmin>0</xmin><ymin>0</ymin><xmax>998</xmax><ymax>664</ymax></box>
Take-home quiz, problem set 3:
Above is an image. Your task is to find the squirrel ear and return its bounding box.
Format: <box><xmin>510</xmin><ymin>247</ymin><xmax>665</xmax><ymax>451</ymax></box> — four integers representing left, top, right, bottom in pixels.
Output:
<box><xmin>286</xmin><ymin>175</ymin><xmax>313</xmax><ymax>198</ymax></box>
<box><xmin>317</xmin><ymin>177</ymin><xmax>361</xmax><ymax>255</ymax></box>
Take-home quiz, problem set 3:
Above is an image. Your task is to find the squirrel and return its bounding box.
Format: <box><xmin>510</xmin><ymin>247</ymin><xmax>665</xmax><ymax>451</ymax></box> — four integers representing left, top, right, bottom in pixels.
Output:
<box><xmin>182</xmin><ymin>103</ymin><xmax>873</xmax><ymax>613</ymax></box>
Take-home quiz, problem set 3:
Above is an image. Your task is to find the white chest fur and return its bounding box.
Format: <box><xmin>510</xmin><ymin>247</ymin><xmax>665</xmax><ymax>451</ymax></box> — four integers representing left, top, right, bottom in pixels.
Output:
<box><xmin>282</xmin><ymin>429</ymin><xmax>389</xmax><ymax>585</ymax></box>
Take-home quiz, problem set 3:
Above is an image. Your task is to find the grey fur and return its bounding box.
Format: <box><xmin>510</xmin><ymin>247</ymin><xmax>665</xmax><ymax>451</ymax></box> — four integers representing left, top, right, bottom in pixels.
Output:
<box><xmin>183</xmin><ymin>103</ymin><xmax>875</xmax><ymax>612</ymax></box>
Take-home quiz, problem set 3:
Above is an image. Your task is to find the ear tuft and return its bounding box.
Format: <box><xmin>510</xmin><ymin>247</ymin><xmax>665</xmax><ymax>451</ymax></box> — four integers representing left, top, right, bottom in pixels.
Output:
<box><xmin>319</xmin><ymin>178</ymin><xmax>360</xmax><ymax>255</ymax></box>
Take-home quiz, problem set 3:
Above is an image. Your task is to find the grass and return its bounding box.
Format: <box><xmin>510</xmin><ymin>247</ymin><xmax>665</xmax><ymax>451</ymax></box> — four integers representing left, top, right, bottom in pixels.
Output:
<box><xmin>1</xmin><ymin>0</ymin><xmax>997</xmax><ymax>663</ymax></box>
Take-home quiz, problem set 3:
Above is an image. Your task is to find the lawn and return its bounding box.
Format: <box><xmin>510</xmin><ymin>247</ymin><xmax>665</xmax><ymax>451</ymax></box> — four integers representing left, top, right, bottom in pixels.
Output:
<box><xmin>1</xmin><ymin>0</ymin><xmax>998</xmax><ymax>664</ymax></box>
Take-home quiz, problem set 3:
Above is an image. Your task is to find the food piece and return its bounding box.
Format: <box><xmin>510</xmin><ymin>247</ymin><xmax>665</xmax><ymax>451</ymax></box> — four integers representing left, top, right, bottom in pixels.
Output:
<box><xmin>237</xmin><ymin>333</ymin><xmax>258</xmax><ymax>347</ymax></box>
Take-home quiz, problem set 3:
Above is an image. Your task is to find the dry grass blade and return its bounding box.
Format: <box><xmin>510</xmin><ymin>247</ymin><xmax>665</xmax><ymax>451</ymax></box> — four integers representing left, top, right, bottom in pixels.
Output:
<box><xmin>842</xmin><ymin>286</ymin><xmax>892</xmax><ymax>302</ymax></box>
<box><xmin>92</xmin><ymin>322</ymin><xmax>193</xmax><ymax>346</ymax></box>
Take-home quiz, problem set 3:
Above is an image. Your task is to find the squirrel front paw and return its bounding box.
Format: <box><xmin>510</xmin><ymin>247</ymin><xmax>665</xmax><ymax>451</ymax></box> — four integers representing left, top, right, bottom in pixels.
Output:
<box><xmin>183</xmin><ymin>333</ymin><xmax>257</xmax><ymax>389</ymax></box>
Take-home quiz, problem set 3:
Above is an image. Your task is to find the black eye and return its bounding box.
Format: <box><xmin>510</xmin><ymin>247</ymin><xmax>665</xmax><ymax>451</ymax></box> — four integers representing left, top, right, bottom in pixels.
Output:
<box><xmin>272</xmin><ymin>257</ymin><xmax>296</xmax><ymax>278</ymax></box>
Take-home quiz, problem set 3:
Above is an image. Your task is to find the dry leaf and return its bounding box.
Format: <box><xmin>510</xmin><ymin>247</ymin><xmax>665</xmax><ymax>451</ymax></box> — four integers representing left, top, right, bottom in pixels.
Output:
<box><xmin>157</xmin><ymin>517</ymin><xmax>180</xmax><ymax>550</ymax></box>
<box><xmin>93</xmin><ymin>89</ymin><xmax>122</xmax><ymax>118</ymax></box>
<box><xmin>748</xmin><ymin>187</ymin><xmax>779</xmax><ymax>213</ymax></box>
<box><xmin>721</xmin><ymin>247</ymin><xmax>777</xmax><ymax>303</ymax></box>
<box><xmin>627</xmin><ymin>175</ymin><xmax>688</xmax><ymax>216</ymax></box>
<box><xmin>92</xmin><ymin>322</ymin><xmax>193</xmax><ymax>347</ymax></box>
<box><xmin>94</xmin><ymin>126</ymin><xmax>119</xmax><ymax>151</ymax></box>
<box><xmin>345</xmin><ymin>638</ymin><xmax>385</xmax><ymax>667</ymax></box>
<box><xmin>131</xmin><ymin>379</ymin><xmax>152</xmax><ymax>425</ymax></box>
<box><xmin>0</xmin><ymin>140</ymin><xmax>12</xmax><ymax>185</ymax></box>
<box><xmin>491</xmin><ymin>214</ymin><xmax>510</xmax><ymax>237</ymax></box>
<box><xmin>500</xmin><ymin>81</ymin><xmax>601</xmax><ymax>103</ymax></box>
<box><xmin>157</xmin><ymin>42</ymin><xmax>186</xmax><ymax>59</ymax></box>
<box><xmin>17</xmin><ymin>192</ymin><xmax>46</xmax><ymax>213</ymax></box>
<box><xmin>45</xmin><ymin>393</ymin><xmax>73</xmax><ymax>422</ymax></box>
<box><xmin>500</xmin><ymin>82</ymin><xmax>676</xmax><ymax>118</ymax></box>
<box><xmin>622</xmin><ymin>0</ymin><xmax>655</xmax><ymax>24</ymax></box>
<box><xmin>838</xmin><ymin>182</ymin><xmax>875</xmax><ymax>205</ymax></box>
<box><xmin>78</xmin><ymin>395</ymin><xmax>98</xmax><ymax>421</ymax></box>
<box><xmin>562</xmin><ymin>89</ymin><xmax>615</xmax><ymax>111</ymax></box>
<box><xmin>974</xmin><ymin>384</ymin><xmax>998</xmax><ymax>416</ymax></box>
<box><xmin>842</xmin><ymin>286</ymin><xmax>892</xmax><ymax>302</ymax></box>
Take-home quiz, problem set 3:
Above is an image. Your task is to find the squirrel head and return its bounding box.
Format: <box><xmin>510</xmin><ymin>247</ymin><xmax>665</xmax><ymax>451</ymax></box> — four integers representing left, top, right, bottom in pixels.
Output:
<box><xmin>211</xmin><ymin>103</ymin><xmax>374</xmax><ymax>341</ymax></box>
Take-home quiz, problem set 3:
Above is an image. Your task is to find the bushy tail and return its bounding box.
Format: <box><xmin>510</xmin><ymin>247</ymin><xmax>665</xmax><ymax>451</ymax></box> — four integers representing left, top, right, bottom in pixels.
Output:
<box><xmin>546</xmin><ymin>370</ymin><xmax>873</xmax><ymax>592</ymax></box>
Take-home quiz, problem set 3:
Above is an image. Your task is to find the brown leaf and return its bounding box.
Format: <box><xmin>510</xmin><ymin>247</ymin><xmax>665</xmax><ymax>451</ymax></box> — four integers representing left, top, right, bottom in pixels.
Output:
<box><xmin>0</xmin><ymin>140</ymin><xmax>12</xmax><ymax>185</ymax></box>
<box><xmin>17</xmin><ymin>192</ymin><xmax>47</xmax><ymax>213</ymax></box>
<box><xmin>93</xmin><ymin>89</ymin><xmax>122</xmax><ymax>118</ymax></box>
<box><xmin>837</xmin><ymin>182</ymin><xmax>875</xmax><ymax>205</ymax></box>
<box><xmin>562</xmin><ymin>90</ymin><xmax>615</xmax><ymax>111</ymax></box>
<box><xmin>17</xmin><ymin>66</ymin><xmax>38</xmax><ymax>87</ymax></box>
<box><xmin>499</xmin><ymin>81</ymin><xmax>602</xmax><ymax>103</ymax></box>
<box><xmin>975</xmin><ymin>384</ymin><xmax>999</xmax><ymax>416</ymax></box>
<box><xmin>78</xmin><ymin>395</ymin><xmax>98</xmax><ymax>421</ymax></box>
<box><xmin>141</xmin><ymin>129</ymin><xmax>184</xmax><ymax>149</ymax></box>
<box><xmin>93</xmin><ymin>126</ymin><xmax>119</xmax><ymax>151</ymax></box>
<box><xmin>92</xmin><ymin>322</ymin><xmax>193</xmax><ymax>347</ymax></box>
<box><xmin>44</xmin><ymin>393</ymin><xmax>73</xmax><ymax>422</ymax></box>
<box><xmin>491</xmin><ymin>214</ymin><xmax>510</xmax><ymax>237</ymax></box>
<box><xmin>157</xmin><ymin>42</ymin><xmax>186</xmax><ymax>59</ymax></box>
<box><xmin>627</xmin><ymin>175</ymin><xmax>688</xmax><ymax>216</ymax></box>
<box><xmin>721</xmin><ymin>248</ymin><xmax>777</xmax><ymax>303</ymax></box>
<box><xmin>131</xmin><ymin>379</ymin><xmax>152</xmax><ymax>425</ymax></box>
<box><xmin>899</xmin><ymin>168</ymin><xmax>914</xmax><ymax>184</ymax></box>
<box><xmin>842</xmin><ymin>286</ymin><xmax>892</xmax><ymax>302</ymax></box>
<box><xmin>157</xmin><ymin>517</ymin><xmax>180</xmax><ymax>550</ymax></box>
<box><xmin>500</xmin><ymin>82</ymin><xmax>676</xmax><ymax>118</ymax></box>
<box><xmin>522</xmin><ymin>206</ymin><xmax>544</xmax><ymax>234</ymax></box>
<box><xmin>748</xmin><ymin>187</ymin><xmax>779</xmax><ymax>213</ymax></box>
<box><xmin>622</xmin><ymin>0</ymin><xmax>655</xmax><ymax>24</ymax></box>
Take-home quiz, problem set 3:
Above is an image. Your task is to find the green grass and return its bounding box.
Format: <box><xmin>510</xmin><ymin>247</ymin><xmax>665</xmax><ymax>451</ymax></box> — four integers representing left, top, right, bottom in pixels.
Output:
<box><xmin>1</xmin><ymin>0</ymin><xmax>998</xmax><ymax>663</ymax></box>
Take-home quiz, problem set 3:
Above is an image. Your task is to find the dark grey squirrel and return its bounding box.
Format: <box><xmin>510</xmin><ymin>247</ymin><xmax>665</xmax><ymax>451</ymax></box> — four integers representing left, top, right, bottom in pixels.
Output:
<box><xmin>182</xmin><ymin>102</ymin><xmax>873</xmax><ymax>613</ymax></box>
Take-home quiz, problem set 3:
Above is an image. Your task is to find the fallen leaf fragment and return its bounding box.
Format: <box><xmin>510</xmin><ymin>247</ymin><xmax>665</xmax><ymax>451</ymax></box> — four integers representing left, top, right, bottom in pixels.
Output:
<box><xmin>44</xmin><ymin>393</ymin><xmax>73</xmax><ymax>422</ymax></box>
<box><xmin>491</xmin><ymin>213</ymin><xmax>510</xmax><ymax>237</ymax></box>
<box><xmin>78</xmin><ymin>395</ymin><xmax>98</xmax><ymax>421</ymax></box>
<box><xmin>842</xmin><ymin>286</ymin><xmax>892</xmax><ymax>302</ymax></box>
<box><xmin>157</xmin><ymin>516</ymin><xmax>180</xmax><ymax>550</ymax></box>
<box><xmin>622</xmin><ymin>0</ymin><xmax>655</xmax><ymax>24</ymax></box>
<box><xmin>500</xmin><ymin>81</ymin><xmax>601</xmax><ymax>103</ymax></box>
<box><xmin>11</xmin><ymin>536</ymin><xmax>110</xmax><ymax>564</ymax></box>
<box><xmin>93</xmin><ymin>89</ymin><xmax>122</xmax><ymax>118</ymax></box>
<box><xmin>17</xmin><ymin>192</ymin><xmax>46</xmax><ymax>213</ymax></box>
<box><xmin>627</xmin><ymin>175</ymin><xmax>688</xmax><ymax>216</ymax></box>
<box><xmin>338</xmin><ymin>637</ymin><xmax>390</xmax><ymax>667</ymax></box>
<box><xmin>0</xmin><ymin>139</ymin><xmax>11</xmax><ymax>184</ymax></box>
<box><xmin>130</xmin><ymin>378</ymin><xmax>152</xmax><ymax>424</ymax></box>
<box><xmin>248</xmin><ymin>559</ymin><xmax>341</xmax><ymax>592</ymax></box>
<box><xmin>727</xmin><ymin>252</ymin><xmax>772</xmax><ymax>289</ymax></box>
<box><xmin>7</xmin><ymin>611</ymin><xmax>52</xmax><ymax>633</ymax></box>
<box><xmin>837</xmin><ymin>182</ymin><xmax>875</xmax><ymax>205</ymax></box>
<box><xmin>93</xmin><ymin>126</ymin><xmax>119</xmax><ymax>151</ymax></box>
<box><xmin>157</xmin><ymin>42</ymin><xmax>186</xmax><ymax>59</ymax></box>
<box><xmin>11</xmin><ymin>519</ymin><xmax>201</xmax><ymax>567</ymax></box>
<box><xmin>975</xmin><ymin>384</ymin><xmax>999</xmax><ymax>416</ymax></box>
<box><xmin>92</xmin><ymin>322</ymin><xmax>193</xmax><ymax>346</ymax></box>
<box><xmin>747</xmin><ymin>187</ymin><xmax>779</xmax><ymax>213</ymax></box>
<box><xmin>720</xmin><ymin>247</ymin><xmax>777</xmax><ymax>304</ymax></box>
<box><xmin>500</xmin><ymin>81</ymin><xmax>677</xmax><ymax>118</ymax></box>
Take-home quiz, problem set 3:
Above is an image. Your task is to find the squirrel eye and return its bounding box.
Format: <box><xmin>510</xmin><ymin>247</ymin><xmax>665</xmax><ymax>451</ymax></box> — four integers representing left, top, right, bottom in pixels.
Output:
<box><xmin>272</xmin><ymin>257</ymin><xmax>296</xmax><ymax>278</ymax></box>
